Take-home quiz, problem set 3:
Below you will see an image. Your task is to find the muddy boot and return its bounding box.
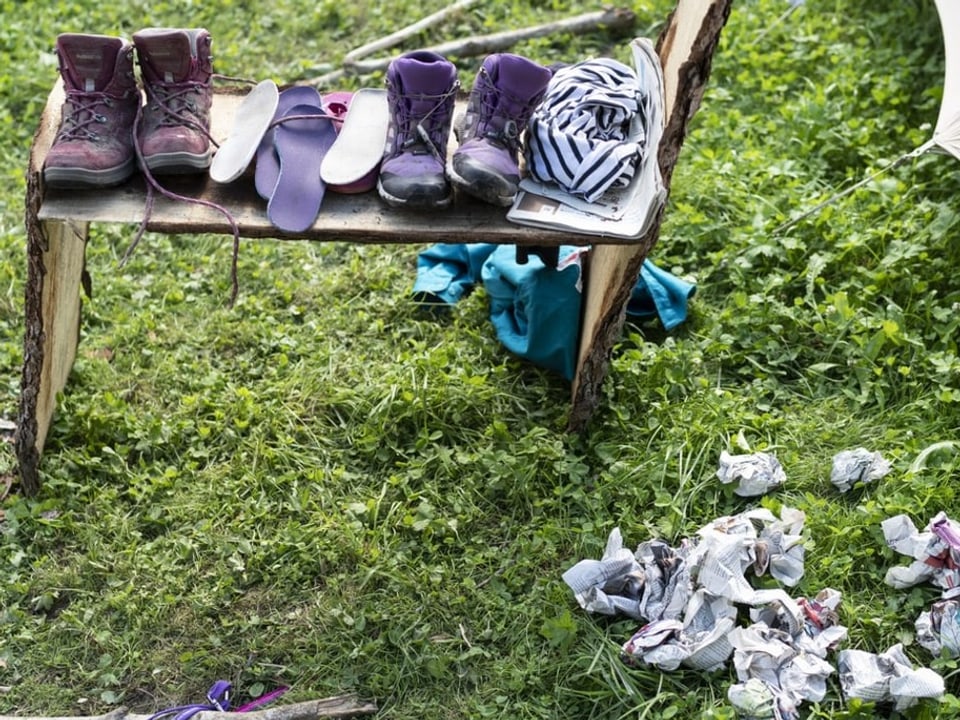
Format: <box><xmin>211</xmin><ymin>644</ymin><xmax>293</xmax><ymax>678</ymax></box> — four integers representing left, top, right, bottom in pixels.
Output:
<box><xmin>449</xmin><ymin>54</ymin><xmax>552</xmax><ymax>206</ymax></box>
<box><xmin>134</xmin><ymin>27</ymin><xmax>214</xmax><ymax>173</ymax></box>
<box><xmin>377</xmin><ymin>51</ymin><xmax>458</xmax><ymax>209</ymax></box>
<box><xmin>43</xmin><ymin>33</ymin><xmax>139</xmax><ymax>188</ymax></box>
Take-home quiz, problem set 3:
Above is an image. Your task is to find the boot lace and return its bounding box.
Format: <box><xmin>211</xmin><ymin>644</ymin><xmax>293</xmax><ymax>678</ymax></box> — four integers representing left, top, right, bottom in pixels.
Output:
<box><xmin>56</xmin><ymin>92</ymin><xmax>119</xmax><ymax>142</ymax></box>
<box><xmin>123</xmin><ymin>77</ymin><xmax>341</xmax><ymax>308</ymax></box>
<box><xmin>124</xmin><ymin>75</ymin><xmax>251</xmax><ymax>307</ymax></box>
<box><xmin>144</xmin><ymin>80</ymin><xmax>215</xmax><ymax>141</ymax></box>
<box><xmin>472</xmin><ymin>69</ymin><xmax>540</xmax><ymax>153</ymax></box>
<box><xmin>393</xmin><ymin>83</ymin><xmax>459</xmax><ymax>165</ymax></box>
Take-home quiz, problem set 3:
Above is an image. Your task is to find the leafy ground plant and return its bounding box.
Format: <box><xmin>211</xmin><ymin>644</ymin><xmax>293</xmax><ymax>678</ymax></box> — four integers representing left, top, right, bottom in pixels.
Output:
<box><xmin>1</xmin><ymin>0</ymin><xmax>959</xmax><ymax>718</ymax></box>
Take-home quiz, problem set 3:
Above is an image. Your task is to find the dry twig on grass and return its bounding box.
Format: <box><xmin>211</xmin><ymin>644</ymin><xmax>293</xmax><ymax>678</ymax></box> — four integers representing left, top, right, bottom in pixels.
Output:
<box><xmin>0</xmin><ymin>696</ymin><xmax>378</xmax><ymax>720</ymax></box>
<box><xmin>310</xmin><ymin>6</ymin><xmax>636</xmax><ymax>87</ymax></box>
<box><xmin>342</xmin><ymin>0</ymin><xmax>481</xmax><ymax>68</ymax></box>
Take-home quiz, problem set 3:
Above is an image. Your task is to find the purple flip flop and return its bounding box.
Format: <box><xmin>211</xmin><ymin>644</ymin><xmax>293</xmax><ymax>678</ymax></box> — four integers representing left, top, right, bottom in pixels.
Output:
<box><xmin>266</xmin><ymin>103</ymin><xmax>337</xmax><ymax>233</ymax></box>
<box><xmin>255</xmin><ymin>85</ymin><xmax>322</xmax><ymax>200</ymax></box>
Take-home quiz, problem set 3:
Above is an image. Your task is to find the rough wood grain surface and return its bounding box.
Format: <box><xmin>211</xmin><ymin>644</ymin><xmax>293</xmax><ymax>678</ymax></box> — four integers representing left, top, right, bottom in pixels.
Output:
<box><xmin>568</xmin><ymin>0</ymin><xmax>734</xmax><ymax>432</ymax></box>
<box><xmin>16</xmin><ymin>81</ymin><xmax>88</xmax><ymax>496</ymax></box>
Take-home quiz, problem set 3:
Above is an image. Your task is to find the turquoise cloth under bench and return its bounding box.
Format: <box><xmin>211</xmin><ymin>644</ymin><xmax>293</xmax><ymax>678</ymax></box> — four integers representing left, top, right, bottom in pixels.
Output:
<box><xmin>413</xmin><ymin>244</ymin><xmax>696</xmax><ymax>379</ymax></box>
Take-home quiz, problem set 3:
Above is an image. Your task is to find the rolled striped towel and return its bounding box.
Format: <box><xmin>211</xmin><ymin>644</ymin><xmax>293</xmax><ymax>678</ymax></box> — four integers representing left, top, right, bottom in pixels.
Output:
<box><xmin>524</xmin><ymin>57</ymin><xmax>647</xmax><ymax>203</ymax></box>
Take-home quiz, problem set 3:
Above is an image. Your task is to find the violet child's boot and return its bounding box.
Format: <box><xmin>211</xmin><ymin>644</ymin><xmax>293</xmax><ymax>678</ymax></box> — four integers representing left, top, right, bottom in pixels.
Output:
<box><xmin>377</xmin><ymin>51</ymin><xmax>458</xmax><ymax>209</ymax></box>
<box><xmin>449</xmin><ymin>54</ymin><xmax>552</xmax><ymax>206</ymax></box>
<box><xmin>133</xmin><ymin>28</ymin><xmax>213</xmax><ymax>173</ymax></box>
<box><xmin>43</xmin><ymin>34</ymin><xmax>139</xmax><ymax>189</ymax></box>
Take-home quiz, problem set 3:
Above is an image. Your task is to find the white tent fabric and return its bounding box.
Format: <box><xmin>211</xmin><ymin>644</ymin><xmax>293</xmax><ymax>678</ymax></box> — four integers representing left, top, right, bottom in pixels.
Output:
<box><xmin>932</xmin><ymin>0</ymin><xmax>960</xmax><ymax>160</ymax></box>
<box><xmin>777</xmin><ymin>0</ymin><xmax>960</xmax><ymax>231</ymax></box>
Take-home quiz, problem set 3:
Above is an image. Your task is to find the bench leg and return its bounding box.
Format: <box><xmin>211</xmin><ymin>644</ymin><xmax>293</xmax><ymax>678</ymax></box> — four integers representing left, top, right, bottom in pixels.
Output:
<box><xmin>16</xmin><ymin>204</ymin><xmax>89</xmax><ymax>495</ymax></box>
<box><xmin>570</xmin><ymin>244</ymin><xmax>651</xmax><ymax>432</ymax></box>
<box><xmin>569</xmin><ymin>0</ymin><xmax>734</xmax><ymax>431</ymax></box>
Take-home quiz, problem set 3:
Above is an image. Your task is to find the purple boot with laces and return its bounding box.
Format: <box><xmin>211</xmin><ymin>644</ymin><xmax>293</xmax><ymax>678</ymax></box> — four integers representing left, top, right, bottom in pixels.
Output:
<box><xmin>378</xmin><ymin>51</ymin><xmax>458</xmax><ymax>209</ymax></box>
<box><xmin>449</xmin><ymin>53</ymin><xmax>552</xmax><ymax>206</ymax></box>
<box><xmin>43</xmin><ymin>34</ymin><xmax>139</xmax><ymax>188</ymax></box>
<box><xmin>134</xmin><ymin>28</ymin><xmax>214</xmax><ymax>173</ymax></box>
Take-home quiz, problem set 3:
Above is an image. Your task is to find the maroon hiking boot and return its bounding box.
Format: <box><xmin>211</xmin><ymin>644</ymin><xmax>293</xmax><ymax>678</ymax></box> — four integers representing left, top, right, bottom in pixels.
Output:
<box><xmin>134</xmin><ymin>28</ymin><xmax>214</xmax><ymax>173</ymax></box>
<box><xmin>377</xmin><ymin>51</ymin><xmax>458</xmax><ymax>209</ymax></box>
<box><xmin>449</xmin><ymin>54</ymin><xmax>552</xmax><ymax>206</ymax></box>
<box><xmin>43</xmin><ymin>34</ymin><xmax>139</xmax><ymax>189</ymax></box>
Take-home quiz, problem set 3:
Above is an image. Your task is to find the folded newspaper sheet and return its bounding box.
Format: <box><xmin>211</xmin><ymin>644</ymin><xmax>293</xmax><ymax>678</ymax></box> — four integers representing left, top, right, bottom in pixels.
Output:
<box><xmin>506</xmin><ymin>38</ymin><xmax>667</xmax><ymax>240</ymax></box>
<box><xmin>837</xmin><ymin>644</ymin><xmax>944</xmax><ymax>711</ymax></box>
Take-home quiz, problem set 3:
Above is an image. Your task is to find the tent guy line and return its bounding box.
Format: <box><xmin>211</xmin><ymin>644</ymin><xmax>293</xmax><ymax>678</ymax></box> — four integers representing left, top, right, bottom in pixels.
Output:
<box><xmin>775</xmin><ymin>0</ymin><xmax>958</xmax><ymax>233</ymax></box>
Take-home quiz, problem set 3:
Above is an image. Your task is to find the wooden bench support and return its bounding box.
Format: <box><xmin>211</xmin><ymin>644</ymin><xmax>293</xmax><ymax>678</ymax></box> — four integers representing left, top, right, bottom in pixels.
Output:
<box><xmin>18</xmin><ymin>116</ymin><xmax>92</xmax><ymax>496</ymax></box>
<box><xmin>15</xmin><ymin>1</ymin><xmax>733</xmax><ymax>493</ymax></box>
<box><xmin>570</xmin><ymin>0</ymin><xmax>733</xmax><ymax>430</ymax></box>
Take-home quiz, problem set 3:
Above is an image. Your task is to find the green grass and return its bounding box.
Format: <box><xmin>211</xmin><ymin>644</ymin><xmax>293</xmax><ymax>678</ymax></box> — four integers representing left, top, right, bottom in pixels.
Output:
<box><xmin>1</xmin><ymin>0</ymin><xmax>959</xmax><ymax>718</ymax></box>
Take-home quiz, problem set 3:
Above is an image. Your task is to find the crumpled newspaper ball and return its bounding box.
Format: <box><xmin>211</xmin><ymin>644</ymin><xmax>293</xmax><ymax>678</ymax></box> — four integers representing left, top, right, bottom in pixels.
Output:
<box><xmin>716</xmin><ymin>451</ymin><xmax>786</xmax><ymax>497</ymax></box>
<box><xmin>830</xmin><ymin>447</ymin><xmax>891</xmax><ymax>492</ymax></box>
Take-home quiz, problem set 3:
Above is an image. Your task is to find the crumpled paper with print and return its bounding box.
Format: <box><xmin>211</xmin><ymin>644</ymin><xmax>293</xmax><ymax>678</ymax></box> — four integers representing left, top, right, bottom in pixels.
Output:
<box><xmin>692</xmin><ymin>508</ymin><xmax>806</xmax><ymax>604</ymax></box>
<box><xmin>561</xmin><ymin>528</ymin><xmax>694</xmax><ymax>621</ymax></box>
<box><xmin>916</xmin><ymin>598</ymin><xmax>960</xmax><ymax>658</ymax></box>
<box><xmin>560</xmin><ymin>527</ymin><xmax>646</xmax><ymax>618</ymax></box>
<box><xmin>837</xmin><ymin>644</ymin><xmax>945</xmax><ymax>711</ymax></box>
<box><xmin>606</xmin><ymin>508</ymin><xmax>807</xmax><ymax>673</ymax></box>
<box><xmin>795</xmin><ymin>588</ymin><xmax>848</xmax><ymax>657</ymax></box>
<box><xmin>829</xmin><ymin>448</ymin><xmax>892</xmax><ymax>492</ymax></box>
<box><xmin>633</xmin><ymin>538</ymin><xmax>693</xmax><ymax>622</ymax></box>
<box><xmin>717</xmin><ymin>451</ymin><xmax>786</xmax><ymax>497</ymax></box>
<box><xmin>749</xmin><ymin>587</ymin><xmax>847</xmax><ymax>658</ymax></box>
<box><xmin>621</xmin><ymin>589</ymin><xmax>737</xmax><ymax>671</ymax></box>
<box><xmin>727</xmin><ymin>678</ymin><xmax>783</xmax><ymax>720</ymax></box>
<box><xmin>728</xmin><ymin>589</ymin><xmax>846</xmax><ymax>720</ymax></box>
<box><xmin>882</xmin><ymin>511</ymin><xmax>960</xmax><ymax>597</ymax></box>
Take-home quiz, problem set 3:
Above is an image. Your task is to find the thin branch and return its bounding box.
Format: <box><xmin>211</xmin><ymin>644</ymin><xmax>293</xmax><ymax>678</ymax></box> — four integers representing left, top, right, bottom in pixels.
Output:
<box><xmin>419</xmin><ymin>6</ymin><xmax>636</xmax><ymax>63</ymax></box>
<box><xmin>310</xmin><ymin>7</ymin><xmax>636</xmax><ymax>84</ymax></box>
<box><xmin>0</xmin><ymin>696</ymin><xmax>378</xmax><ymax>720</ymax></box>
<box><xmin>343</xmin><ymin>0</ymin><xmax>481</xmax><ymax>65</ymax></box>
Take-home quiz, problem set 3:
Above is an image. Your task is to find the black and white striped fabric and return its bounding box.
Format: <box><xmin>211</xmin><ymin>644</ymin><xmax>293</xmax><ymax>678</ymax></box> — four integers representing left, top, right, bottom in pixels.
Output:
<box><xmin>524</xmin><ymin>57</ymin><xmax>647</xmax><ymax>203</ymax></box>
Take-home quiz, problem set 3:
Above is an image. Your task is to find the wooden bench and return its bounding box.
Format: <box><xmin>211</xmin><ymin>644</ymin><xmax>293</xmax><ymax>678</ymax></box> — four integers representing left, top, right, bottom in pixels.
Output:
<box><xmin>15</xmin><ymin>0</ymin><xmax>732</xmax><ymax>495</ymax></box>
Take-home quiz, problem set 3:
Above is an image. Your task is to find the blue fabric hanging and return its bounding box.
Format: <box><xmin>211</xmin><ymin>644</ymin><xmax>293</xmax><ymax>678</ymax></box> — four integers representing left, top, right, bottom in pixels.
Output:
<box><xmin>628</xmin><ymin>259</ymin><xmax>697</xmax><ymax>330</ymax></box>
<box><xmin>481</xmin><ymin>246</ymin><xmax>585</xmax><ymax>379</ymax></box>
<box><xmin>412</xmin><ymin>244</ymin><xmax>696</xmax><ymax>379</ymax></box>
<box><xmin>412</xmin><ymin>243</ymin><xmax>497</xmax><ymax>305</ymax></box>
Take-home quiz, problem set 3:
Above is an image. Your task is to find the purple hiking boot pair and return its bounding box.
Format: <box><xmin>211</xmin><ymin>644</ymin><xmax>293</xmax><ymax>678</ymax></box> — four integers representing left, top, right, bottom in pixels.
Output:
<box><xmin>43</xmin><ymin>29</ymin><xmax>214</xmax><ymax>189</ymax></box>
<box><xmin>378</xmin><ymin>51</ymin><xmax>553</xmax><ymax>209</ymax></box>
